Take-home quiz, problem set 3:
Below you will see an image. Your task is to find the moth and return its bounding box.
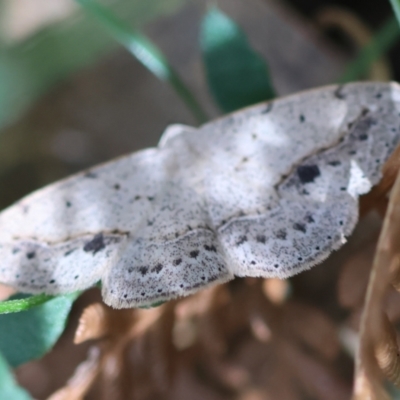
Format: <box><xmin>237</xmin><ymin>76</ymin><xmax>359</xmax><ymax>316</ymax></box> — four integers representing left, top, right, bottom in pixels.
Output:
<box><xmin>0</xmin><ymin>82</ymin><xmax>399</xmax><ymax>308</ymax></box>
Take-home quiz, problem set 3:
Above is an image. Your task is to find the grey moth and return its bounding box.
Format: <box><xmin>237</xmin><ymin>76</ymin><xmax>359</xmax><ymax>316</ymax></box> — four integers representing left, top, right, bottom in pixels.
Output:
<box><xmin>0</xmin><ymin>82</ymin><xmax>399</xmax><ymax>308</ymax></box>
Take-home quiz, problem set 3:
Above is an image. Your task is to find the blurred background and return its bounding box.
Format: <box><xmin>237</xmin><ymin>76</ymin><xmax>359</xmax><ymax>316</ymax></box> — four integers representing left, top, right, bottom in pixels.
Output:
<box><xmin>1</xmin><ymin>0</ymin><xmax>400</xmax><ymax>399</ymax></box>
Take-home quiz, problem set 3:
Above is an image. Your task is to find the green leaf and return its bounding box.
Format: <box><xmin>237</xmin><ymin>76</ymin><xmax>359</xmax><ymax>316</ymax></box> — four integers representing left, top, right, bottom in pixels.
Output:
<box><xmin>0</xmin><ymin>293</ymin><xmax>54</xmax><ymax>314</ymax></box>
<box><xmin>338</xmin><ymin>17</ymin><xmax>400</xmax><ymax>83</ymax></box>
<box><xmin>75</xmin><ymin>0</ymin><xmax>207</xmax><ymax>123</ymax></box>
<box><xmin>0</xmin><ymin>352</ymin><xmax>32</xmax><ymax>400</ymax></box>
<box><xmin>389</xmin><ymin>0</ymin><xmax>400</xmax><ymax>25</ymax></box>
<box><xmin>200</xmin><ymin>7</ymin><xmax>275</xmax><ymax>113</ymax></box>
<box><xmin>0</xmin><ymin>0</ymin><xmax>186</xmax><ymax>130</ymax></box>
<box><xmin>0</xmin><ymin>292</ymin><xmax>79</xmax><ymax>367</ymax></box>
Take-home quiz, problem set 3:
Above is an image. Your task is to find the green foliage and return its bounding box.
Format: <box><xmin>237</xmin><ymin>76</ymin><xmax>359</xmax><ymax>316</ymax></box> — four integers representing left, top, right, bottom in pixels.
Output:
<box><xmin>0</xmin><ymin>353</ymin><xmax>32</xmax><ymax>400</ymax></box>
<box><xmin>389</xmin><ymin>0</ymin><xmax>400</xmax><ymax>24</ymax></box>
<box><xmin>0</xmin><ymin>293</ymin><xmax>53</xmax><ymax>314</ymax></box>
<box><xmin>0</xmin><ymin>0</ymin><xmax>186</xmax><ymax>130</ymax></box>
<box><xmin>76</xmin><ymin>0</ymin><xmax>207</xmax><ymax>123</ymax></box>
<box><xmin>0</xmin><ymin>292</ymin><xmax>79</xmax><ymax>367</ymax></box>
<box><xmin>339</xmin><ymin>17</ymin><xmax>400</xmax><ymax>83</ymax></box>
<box><xmin>200</xmin><ymin>7</ymin><xmax>275</xmax><ymax>113</ymax></box>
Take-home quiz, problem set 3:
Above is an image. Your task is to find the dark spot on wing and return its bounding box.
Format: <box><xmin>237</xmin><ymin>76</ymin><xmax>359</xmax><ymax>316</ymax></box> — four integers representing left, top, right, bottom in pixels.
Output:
<box><xmin>375</xmin><ymin>93</ymin><xmax>382</xmax><ymax>99</ymax></box>
<box><xmin>83</xmin><ymin>233</ymin><xmax>106</xmax><ymax>255</ymax></box>
<box><xmin>26</xmin><ymin>251</ymin><xmax>36</xmax><ymax>260</ymax></box>
<box><xmin>261</xmin><ymin>103</ymin><xmax>273</xmax><ymax>114</ymax></box>
<box><xmin>299</xmin><ymin>114</ymin><xmax>305</xmax><ymax>123</ymax></box>
<box><xmin>328</xmin><ymin>160</ymin><xmax>341</xmax><ymax>166</ymax></box>
<box><xmin>297</xmin><ymin>165</ymin><xmax>320</xmax><ymax>184</ymax></box>
<box><xmin>173</xmin><ymin>258</ymin><xmax>182</xmax><ymax>266</ymax></box>
<box><xmin>334</xmin><ymin>85</ymin><xmax>346</xmax><ymax>99</ymax></box>
<box><xmin>64</xmin><ymin>248</ymin><xmax>76</xmax><ymax>257</ymax></box>
<box><xmin>242</xmin><ymin>157</ymin><xmax>248</xmax><ymax>163</ymax></box>
<box><xmin>358</xmin><ymin>133</ymin><xmax>368</xmax><ymax>141</ymax></box>
<box><xmin>305</xmin><ymin>214</ymin><xmax>314</xmax><ymax>223</ymax></box>
<box><xmin>74</xmin><ymin>275</ymin><xmax>79</xmax><ymax>280</ymax></box>
<box><xmin>293</xmin><ymin>223</ymin><xmax>306</xmax><ymax>233</ymax></box>
<box><xmin>190</xmin><ymin>250</ymin><xmax>199</xmax><ymax>258</ymax></box>
<box><xmin>114</xmin><ymin>183</ymin><xmax>120</xmax><ymax>190</ymax></box>
<box><xmin>275</xmin><ymin>229</ymin><xmax>287</xmax><ymax>240</ymax></box>
<box><xmin>252</xmin><ymin>133</ymin><xmax>258</xmax><ymax>140</ymax></box>
<box><xmin>84</xmin><ymin>171</ymin><xmax>97</xmax><ymax>178</ymax></box>
<box><xmin>151</xmin><ymin>264</ymin><xmax>163</xmax><ymax>273</ymax></box>
<box><xmin>274</xmin><ymin>264</ymin><xmax>279</xmax><ymax>268</ymax></box>
<box><xmin>204</xmin><ymin>244</ymin><xmax>217</xmax><ymax>252</ymax></box>
<box><xmin>250</xmin><ymin>260</ymin><xmax>256</xmax><ymax>265</ymax></box>
<box><xmin>134</xmin><ymin>195</ymin><xmax>141</xmax><ymax>200</ymax></box>
<box><xmin>256</xmin><ymin>235</ymin><xmax>266</xmax><ymax>244</ymax></box>
<box><xmin>341</xmin><ymin>187</ymin><xmax>346</xmax><ymax>191</ymax></box>
<box><xmin>349</xmin><ymin>150</ymin><xmax>356</xmax><ymax>155</ymax></box>
<box><xmin>12</xmin><ymin>248</ymin><xmax>20</xmax><ymax>255</ymax></box>
<box><xmin>236</xmin><ymin>235</ymin><xmax>248</xmax><ymax>246</ymax></box>
<box><xmin>66</xmin><ymin>201</ymin><xmax>72</xmax><ymax>208</ymax></box>
<box><xmin>147</xmin><ymin>196</ymin><xmax>154</xmax><ymax>201</ymax></box>
<box><xmin>139</xmin><ymin>266</ymin><xmax>149</xmax><ymax>276</ymax></box>
<box><xmin>124</xmin><ymin>294</ymin><xmax>128</xmax><ymax>298</ymax></box>
<box><xmin>49</xmin><ymin>279</ymin><xmax>55</xmax><ymax>284</ymax></box>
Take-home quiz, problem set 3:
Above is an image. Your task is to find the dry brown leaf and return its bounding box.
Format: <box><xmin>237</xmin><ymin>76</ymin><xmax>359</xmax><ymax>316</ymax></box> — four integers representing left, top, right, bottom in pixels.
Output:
<box><xmin>352</xmin><ymin>170</ymin><xmax>400</xmax><ymax>399</ymax></box>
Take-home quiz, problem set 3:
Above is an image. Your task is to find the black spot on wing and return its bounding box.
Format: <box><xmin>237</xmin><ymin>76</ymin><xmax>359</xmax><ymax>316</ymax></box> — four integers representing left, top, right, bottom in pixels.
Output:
<box><xmin>358</xmin><ymin>133</ymin><xmax>368</xmax><ymax>141</ymax></box>
<box><xmin>64</xmin><ymin>248</ymin><xmax>76</xmax><ymax>257</ymax></box>
<box><xmin>26</xmin><ymin>251</ymin><xmax>36</xmax><ymax>260</ymax></box>
<box><xmin>204</xmin><ymin>244</ymin><xmax>217</xmax><ymax>252</ymax></box>
<box><xmin>293</xmin><ymin>223</ymin><xmax>306</xmax><ymax>233</ymax></box>
<box><xmin>297</xmin><ymin>165</ymin><xmax>320</xmax><ymax>184</ymax></box>
<box><xmin>334</xmin><ymin>85</ymin><xmax>346</xmax><ymax>99</ymax></box>
<box><xmin>305</xmin><ymin>214</ymin><xmax>314</xmax><ymax>223</ymax></box>
<box><xmin>151</xmin><ymin>264</ymin><xmax>163</xmax><ymax>273</ymax></box>
<box><xmin>275</xmin><ymin>229</ymin><xmax>287</xmax><ymax>240</ymax></box>
<box><xmin>84</xmin><ymin>171</ymin><xmax>97</xmax><ymax>179</ymax></box>
<box><xmin>261</xmin><ymin>102</ymin><xmax>273</xmax><ymax>114</ymax></box>
<box><xmin>139</xmin><ymin>266</ymin><xmax>148</xmax><ymax>276</ymax></box>
<box><xmin>236</xmin><ymin>235</ymin><xmax>248</xmax><ymax>246</ymax></box>
<box><xmin>83</xmin><ymin>233</ymin><xmax>106</xmax><ymax>255</ymax></box>
<box><xmin>256</xmin><ymin>235</ymin><xmax>266</xmax><ymax>244</ymax></box>
<box><xmin>190</xmin><ymin>250</ymin><xmax>199</xmax><ymax>258</ymax></box>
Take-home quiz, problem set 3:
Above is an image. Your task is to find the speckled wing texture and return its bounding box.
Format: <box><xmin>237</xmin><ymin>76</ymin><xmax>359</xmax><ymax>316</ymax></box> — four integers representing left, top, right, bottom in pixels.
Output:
<box><xmin>0</xmin><ymin>82</ymin><xmax>400</xmax><ymax>308</ymax></box>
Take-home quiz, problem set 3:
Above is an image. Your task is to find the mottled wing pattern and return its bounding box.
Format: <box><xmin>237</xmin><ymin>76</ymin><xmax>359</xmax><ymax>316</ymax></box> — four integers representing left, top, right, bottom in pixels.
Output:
<box><xmin>0</xmin><ymin>82</ymin><xmax>399</xmax><ymax>308</ymax></box>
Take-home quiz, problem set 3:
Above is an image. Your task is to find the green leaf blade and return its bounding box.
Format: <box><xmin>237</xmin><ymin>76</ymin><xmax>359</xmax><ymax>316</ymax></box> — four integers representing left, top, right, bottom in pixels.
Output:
<box><xmin>0</xmin><ymin>353</ymin><xmax>32</xmax><ymax>400</ymax></box>
<box><xmin>0</xmin><ymin>293</ymin><xmax>78</xmax><ymax>367</ymax></box>
<box><xmin>200</xmin><ymin>8</ymin><xmax>275</xmax><ymax>113</ymax></box>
